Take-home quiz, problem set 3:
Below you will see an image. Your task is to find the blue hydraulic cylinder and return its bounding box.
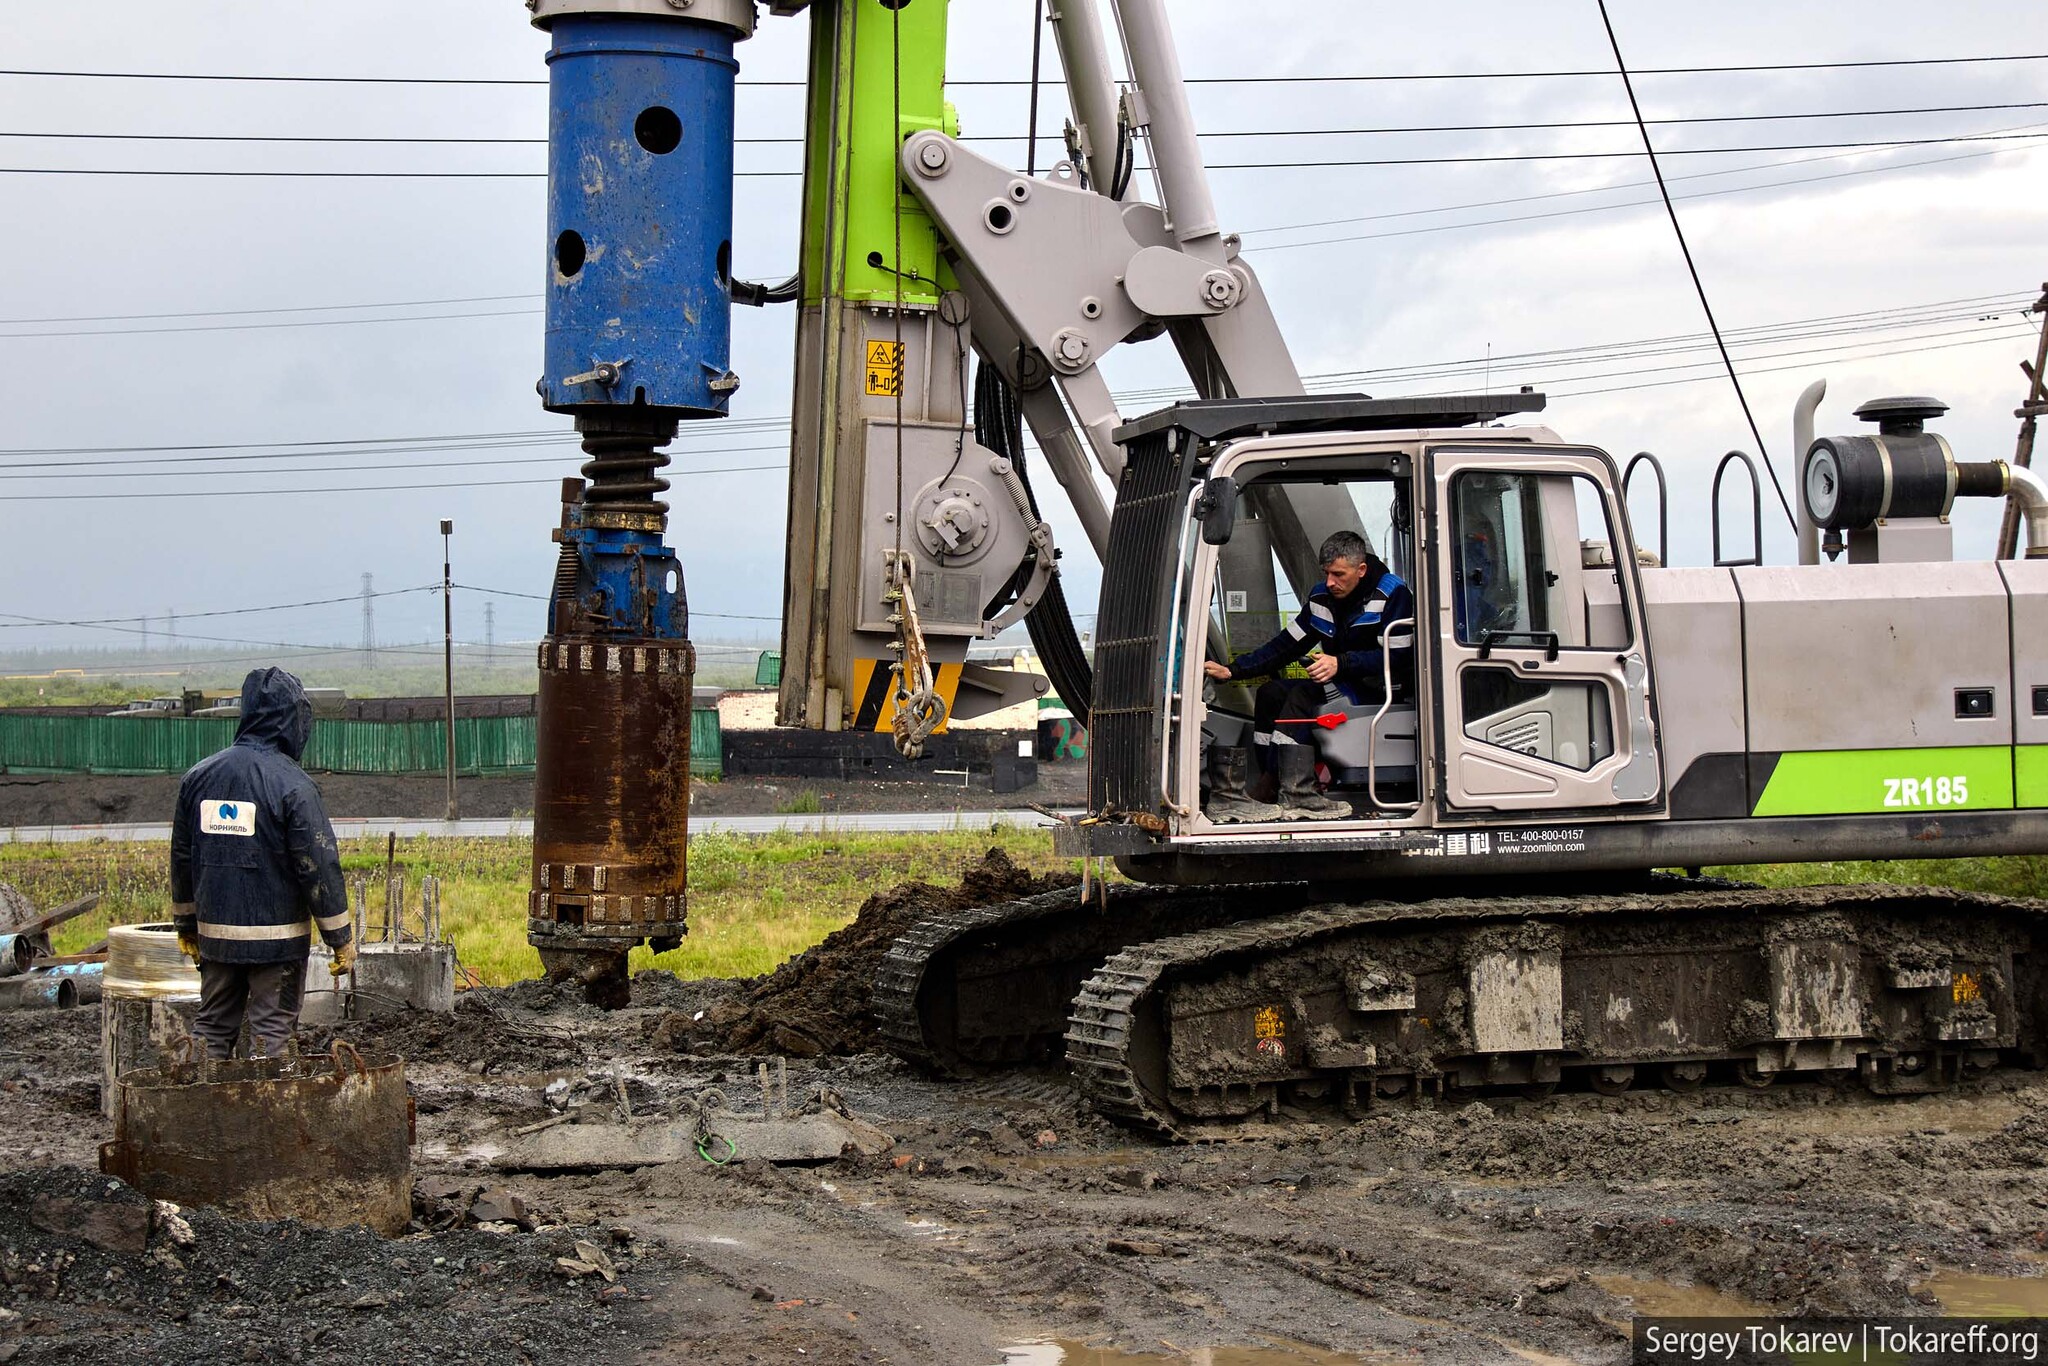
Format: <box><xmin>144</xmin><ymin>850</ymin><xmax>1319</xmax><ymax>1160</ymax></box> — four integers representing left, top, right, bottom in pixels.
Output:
<box><xmin>541</xmin><ymin>15</ymin><xmax>739</xmax><ymax>417</ymax></box>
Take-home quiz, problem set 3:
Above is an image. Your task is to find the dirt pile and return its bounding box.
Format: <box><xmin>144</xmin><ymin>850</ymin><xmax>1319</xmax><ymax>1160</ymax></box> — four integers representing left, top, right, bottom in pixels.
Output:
<box><xmin>677</xmin><ymin>847</ymin><xmax>1076</xmax><ymax>1058</ymax></box>
<box><xmin>0</xmin><ymin>1166</ymin><xmax>668</xmax><ymax>1366</ymax></box>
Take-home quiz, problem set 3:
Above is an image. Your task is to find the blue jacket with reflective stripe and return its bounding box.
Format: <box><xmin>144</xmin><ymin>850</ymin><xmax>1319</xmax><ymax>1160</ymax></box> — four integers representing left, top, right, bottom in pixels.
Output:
<box><xmin>1226</xmin><ymin>566</ymin><xmax>1415</xmax><ymax>705</ymax></box>
<box><xmin>170</xmin><ymin>668</ymin><xmax>351</xmax><ymax>965</ymax></box>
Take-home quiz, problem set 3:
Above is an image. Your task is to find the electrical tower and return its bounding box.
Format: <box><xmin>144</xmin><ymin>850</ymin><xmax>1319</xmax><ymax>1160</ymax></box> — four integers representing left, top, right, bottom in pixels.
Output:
<box><xmin>360</xmin><ymin>573</ymin><xmax>376</xmax><ymax>669</ymax></box>
<box><xmin>139</xmin><ymin>616</ymin><xmax>150</xmax><ymax>654</ymax></box>
<box><xmin>484</xmin><ymin>601</ymin><xmax>496</xmax><ymax>667</ymax></box>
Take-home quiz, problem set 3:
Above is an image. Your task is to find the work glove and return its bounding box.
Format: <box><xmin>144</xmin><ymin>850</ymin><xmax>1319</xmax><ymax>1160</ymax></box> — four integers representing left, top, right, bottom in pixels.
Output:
<box><xmin>176</xmin><ymin>931</ymin><xmax>201</xmax><ymax>962</ymax></box>
<box><xmin>329</xmin><ymin>941</ymin><xmax>357</xmax><ymax>978</ymax></box>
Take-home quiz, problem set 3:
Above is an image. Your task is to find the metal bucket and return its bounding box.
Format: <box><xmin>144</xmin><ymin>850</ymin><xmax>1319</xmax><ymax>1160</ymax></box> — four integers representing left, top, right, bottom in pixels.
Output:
<box><xmin>100</xmin><ymin>922</ymin><xmax>202</xmax><ymax>1118</ymax></box>
<box><xmin>100</xmin><ymin>1041</ymin><xmax>413</xmax><ymax>1235</ymax></box>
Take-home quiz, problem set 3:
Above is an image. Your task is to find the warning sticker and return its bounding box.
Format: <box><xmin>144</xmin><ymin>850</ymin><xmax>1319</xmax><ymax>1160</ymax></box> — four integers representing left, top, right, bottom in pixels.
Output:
<box><xmin>1254</xmin><ymin>1008</ymin><xmax>1286</xmax><ymax>1059</ymax></box>
<box><xmin>865</xmin><ymin>340</ymin><xmax>904</xmax><ymax>397</ymax></box>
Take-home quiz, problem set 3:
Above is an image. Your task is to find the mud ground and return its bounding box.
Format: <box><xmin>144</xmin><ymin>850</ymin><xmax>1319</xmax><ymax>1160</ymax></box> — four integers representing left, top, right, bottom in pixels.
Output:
<box><xmin>7</xmin><ymin>866</ymin><xmax>2048</xmax><ymax>1363</ymax></box>
<box><xmin>0</xmin><ymin>767</ymin><xmax>1084</xmax><ymax>827</ymax></box>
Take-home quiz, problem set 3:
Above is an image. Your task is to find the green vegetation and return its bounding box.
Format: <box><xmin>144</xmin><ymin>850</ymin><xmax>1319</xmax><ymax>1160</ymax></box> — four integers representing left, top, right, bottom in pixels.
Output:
<box><xmin>9</xmin><ymin>835</ymin><xmax>2044</xmax><ymax>990</ymax></box>
<box><xmin>775</xmin><ymin>789</ymin><xmax>824</xmax><ymax>815</ymax></box>
<box><xmin>1709</xmin><ymin>855</ymin><xmax>2048</xmax><ymax>899</ymax></box>
<box><xmin>4</xmin><ymin>827</ymin><xmax>1067</xmax><ymax>986</ymax></box>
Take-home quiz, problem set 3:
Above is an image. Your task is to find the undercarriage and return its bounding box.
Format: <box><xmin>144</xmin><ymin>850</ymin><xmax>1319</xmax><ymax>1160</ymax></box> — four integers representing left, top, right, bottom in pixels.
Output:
<box><xmin>877</xmin><ymin>877</ymin><xmax>2047</xmax><ymax>1138</ymax></box>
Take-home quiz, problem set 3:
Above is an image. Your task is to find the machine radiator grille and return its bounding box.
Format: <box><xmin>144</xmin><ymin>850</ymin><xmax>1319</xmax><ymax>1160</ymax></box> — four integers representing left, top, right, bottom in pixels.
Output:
<box><xmin>1091</xmin><ymin>430</ymin><xmax>1200</xmax><ymax>817</ymax></box>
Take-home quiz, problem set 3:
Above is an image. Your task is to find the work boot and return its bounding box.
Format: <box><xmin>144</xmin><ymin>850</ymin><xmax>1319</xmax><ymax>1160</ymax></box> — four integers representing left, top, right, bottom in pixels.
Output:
<box><xmin>1205</xmin><ymin>747</ymin><xmax>1284</xmax><ymax>824</ymax></box>
<box><xmin>1275</xmin><ymin>744</ymin><xmax>1350</xmax><ymax>819</ymax></box>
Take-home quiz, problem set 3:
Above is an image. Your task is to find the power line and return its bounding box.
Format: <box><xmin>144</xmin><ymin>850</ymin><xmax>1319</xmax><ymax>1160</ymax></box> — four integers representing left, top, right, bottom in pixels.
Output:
<box><xmin>0</xmin><ymin>292</ymin><xmax>538</xmax><ymax>327</ymax></box>
<box><xmin>1243</xmin><ymin>138</ymin><xmax>2048</xmax><ymax>253</ymax></box>
<box><xmin>9</xmin><ymin>101</ymin><xmax>2043</xmax><ymax>146</ymax></box>
<box><xmin>0</xmin><ymin>585</ymin><xmax>437</xmax><ymax>630</ymax></box>
<box><xmin>1</xmin><ymin>52</ymin><xmax>2042</xmax><ymax>86</ymax></box>
<box><xmin>6</xmin><ymin>129</ymin><xmax>2047</xmax><ymax>183</ymax></box>
<box><xmin>5</xmin><ymin>290</ymin><xmax>2027</xmax><ymax>476</ymax></box>
<box><xmin>0</xmin><ymin>417</ymin><xmax>791</xmax><ymax>453</ymax></box>
<box><xmin>0</xmin><ymin>443</ymin><xmax>792</xmax><ymax>479</ymax></box>
<box><xmin>453</xmin><ymin>583</ymin><xmax>778</xmax><ymax>621</ymax></box>
<box><xmin>1605</xmin><ymin>0</ymin><xmax>1784</xmax><ymax>532</ymax></box>
<box><xmin>6</xmin><ymin>136</ymin><xmax>2036</xmax><ymax>341</ymax></box>
<box><xmin>0</xmin><ymin>609</ymin><xmax>451</xmax><ymax>657</ymax></box>
<box><xmin>0</xmin><ymin>463</ymin><xmax>789</xmax><ymax>500</ymax></box>
<box><xmin>0</xmin><ymin>305</ymin><xmax>542</xmax><ymax>339</ymax></box>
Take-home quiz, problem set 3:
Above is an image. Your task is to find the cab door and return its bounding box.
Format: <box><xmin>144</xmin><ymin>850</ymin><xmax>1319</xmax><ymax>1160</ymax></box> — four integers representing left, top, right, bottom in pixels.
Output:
<box><xmin>1426</xmin><ymin>448</ymin><xmax>1662</xmax><ymax>813</ymax></box>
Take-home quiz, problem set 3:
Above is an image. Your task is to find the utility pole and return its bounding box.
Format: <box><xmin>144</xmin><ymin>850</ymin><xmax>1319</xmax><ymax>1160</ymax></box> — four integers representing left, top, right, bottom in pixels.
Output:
<box><xmin>484</xmin><ymin>601</ymin><xmax>496</xmax><ymax>668</ymax></box>
<box><xmin>166</xmin><ymin>609</ymin><xmax>176</xmax><ymax>650</ymax></box>
<box><xmin>1996</xmin><ymin>283</ymin><xmax>2048</xmax><ymax>560</ymax></box>
<box><xmin>441</xmin><ymin>521</ymin><xmax>459</xmax><ymax>821</ymax></box>
<box><xmin>360</xmin><ymin>573</ymin><xmax>376</xmax><ymax>669</ymax></box>
<box><xmin>139</xmin><ymin>616</ymin><xmax>150</xmax><ymax>654</ymax></box>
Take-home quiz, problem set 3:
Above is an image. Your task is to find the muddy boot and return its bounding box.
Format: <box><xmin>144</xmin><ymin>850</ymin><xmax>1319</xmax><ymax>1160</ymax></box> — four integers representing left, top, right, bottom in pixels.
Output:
<box><xmin>1275</xmin><ymin>744</ymin><xmax>1351</xmax><ymax>819</ymax></box>
<box><xmin>1205</xmin><ymin>748</ymin><xmax>1284</xmax><ymax>824</ymax></box>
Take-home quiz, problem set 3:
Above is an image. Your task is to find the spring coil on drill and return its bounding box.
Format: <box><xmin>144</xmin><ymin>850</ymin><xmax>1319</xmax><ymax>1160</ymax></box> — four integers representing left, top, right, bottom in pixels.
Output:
<box><xmin>577</xmin><ymin>421</ymin><xmax>675</xmax><ymax>522</ymax></box>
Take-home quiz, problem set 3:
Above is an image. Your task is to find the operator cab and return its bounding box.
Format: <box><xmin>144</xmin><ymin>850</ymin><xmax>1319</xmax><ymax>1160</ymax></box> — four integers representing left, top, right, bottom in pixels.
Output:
<box><xmin>1083</xmin><ymin>393</ymin><xmax>1666</xmax><ymax>868</ymax></box>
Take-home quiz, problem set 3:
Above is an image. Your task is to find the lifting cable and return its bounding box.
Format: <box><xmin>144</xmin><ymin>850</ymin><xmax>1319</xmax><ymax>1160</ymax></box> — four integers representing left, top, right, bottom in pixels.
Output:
<box><xmin>1597</xmin><ymin>0</ymin><xmax>1798</xmax><ymax>535</ymax></box>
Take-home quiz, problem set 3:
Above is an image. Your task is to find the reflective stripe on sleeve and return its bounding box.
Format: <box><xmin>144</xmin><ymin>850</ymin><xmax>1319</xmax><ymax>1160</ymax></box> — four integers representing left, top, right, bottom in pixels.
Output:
<box><xmin>197</xmin><ymin>920</ymin><xmax>312</xmax><ymax>942</ymax></box>
<box><xmin>315</xmin><ymin>911</ymin><xmax>352</xmax><ymax>934</ymax></box>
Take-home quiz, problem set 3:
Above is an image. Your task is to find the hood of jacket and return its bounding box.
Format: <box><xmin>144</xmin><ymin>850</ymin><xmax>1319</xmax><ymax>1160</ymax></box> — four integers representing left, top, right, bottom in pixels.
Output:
<box><xmin>234</xmin><ymin>667</ymin><xmax>313</xmax><ymax>760</ymax></box>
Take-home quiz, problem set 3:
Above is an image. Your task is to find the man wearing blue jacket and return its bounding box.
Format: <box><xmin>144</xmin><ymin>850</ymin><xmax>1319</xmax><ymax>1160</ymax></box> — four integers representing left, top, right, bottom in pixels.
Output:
<box><xmin>1204</xmin><ymin>531</ymin><xmax>1414</xmax><ymax>820</ymax></box>
<box><xmin>171</xmin><ymin>668</ymin><xmax>353</xmax><ymax>1059</ymax></box>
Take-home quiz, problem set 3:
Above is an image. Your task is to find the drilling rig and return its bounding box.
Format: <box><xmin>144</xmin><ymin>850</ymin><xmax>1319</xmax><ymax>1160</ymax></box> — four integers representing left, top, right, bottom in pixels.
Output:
<box><xmin>521</xmin><ymin>0</ymin><xmax>2048</xmax><ymax>1131</ymax></box>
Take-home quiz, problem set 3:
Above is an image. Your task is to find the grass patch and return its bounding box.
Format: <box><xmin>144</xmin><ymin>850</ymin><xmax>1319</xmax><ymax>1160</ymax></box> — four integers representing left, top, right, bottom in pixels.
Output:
<box><xmin>1705</xmin><ymin>855</ymin><xmax>2048</xmax><ymax>899</ymax></box>
<box><xmin>13</xmin><ymin>837</ymin><xmax>2043</xmax><ymax>990</ymax></box>
<box><xmin>774</xmin><ymin>789</ymin><xmax>823</xmax><ymax>815</ymax></box>
<box><xmin>5</xmin><ymin>825</ymin><xmax>1068</xmax><ymax>987</ymax></box>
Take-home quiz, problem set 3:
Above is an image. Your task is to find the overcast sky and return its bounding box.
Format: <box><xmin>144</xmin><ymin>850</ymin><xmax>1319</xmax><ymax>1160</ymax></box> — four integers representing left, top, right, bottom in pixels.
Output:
<box><xmin>2</xmin><ymin>2</ymin><xmax>2044</xmax><ymax>669</ymax></box>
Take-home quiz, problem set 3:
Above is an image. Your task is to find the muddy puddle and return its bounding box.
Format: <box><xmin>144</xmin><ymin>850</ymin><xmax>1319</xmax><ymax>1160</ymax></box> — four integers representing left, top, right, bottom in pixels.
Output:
<box><xmin>1594</xmin><ymin>1275</ymin><xmax>1769</xmax><ymax>1319</ymax></box>
<box><xmin>1001</xmin><ymin>1341</ymin><xmax>1390</xmax><ymax>1365</ymax></box>
<box><xmin>1923</xmin><ymin>1263</ymin><xmax>2048</xmax><ymax>1316</ymax></box>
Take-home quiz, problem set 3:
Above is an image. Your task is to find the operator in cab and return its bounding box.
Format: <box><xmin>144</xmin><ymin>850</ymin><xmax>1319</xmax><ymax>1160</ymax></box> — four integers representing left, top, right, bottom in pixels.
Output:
<box><xmin>170</xmin><ymin>667</ymin><xmax>354</xmax><ymax>1059</ymax></box>
<box><xmin>1203</xmin><ymin>531</ymin><xmax>1414</xmax><ymax>821</ymax></box>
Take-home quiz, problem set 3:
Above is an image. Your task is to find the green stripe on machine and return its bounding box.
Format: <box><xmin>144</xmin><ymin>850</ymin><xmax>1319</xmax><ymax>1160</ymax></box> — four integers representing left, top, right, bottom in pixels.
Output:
<box><xmin>2015</xmin><ymin>745</ymin><xmax>2048</xmax><ymax>808</ymax></box>
<box><xmin>1750</xmin><ymin>746</ymin><xmax>2015</xmax><ymax>817</ymax></box>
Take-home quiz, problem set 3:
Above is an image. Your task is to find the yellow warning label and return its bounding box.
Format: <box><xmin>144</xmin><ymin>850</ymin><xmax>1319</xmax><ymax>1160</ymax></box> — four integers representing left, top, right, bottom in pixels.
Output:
<box><xmin>1253</xmin><ymin>1005</ymin><xmax>1285</xmax><ymax>1040</ymax></box>
<box><xmin>1954</xmin><ymin>972</ymin><xmax>1982</xmax><ymax>1003</ymax></box>
<box><xmin>864</xmin><ymin>340</ymin><xmax>904</xmax><ymax>397</ymax></box>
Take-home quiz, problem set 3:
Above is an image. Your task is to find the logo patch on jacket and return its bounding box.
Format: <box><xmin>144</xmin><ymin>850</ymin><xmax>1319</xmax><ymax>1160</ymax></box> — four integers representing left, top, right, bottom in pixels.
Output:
<box><xmin>200</xmin><ymin>801</ymin><xmax>255</xmax><ymax>836</ymax></box>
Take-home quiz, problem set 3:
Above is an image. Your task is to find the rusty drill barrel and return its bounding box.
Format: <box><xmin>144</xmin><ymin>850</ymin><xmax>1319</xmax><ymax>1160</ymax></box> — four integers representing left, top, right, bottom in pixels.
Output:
<box><xmin>528</xmin><ymin>637</ymin><xmax>693</xmax><ymax>1006</ymax></box>
<box><xmin>100</xmin><ymin>1043</ymin><xmax>412</xmax><ymax>1235</ymax></box>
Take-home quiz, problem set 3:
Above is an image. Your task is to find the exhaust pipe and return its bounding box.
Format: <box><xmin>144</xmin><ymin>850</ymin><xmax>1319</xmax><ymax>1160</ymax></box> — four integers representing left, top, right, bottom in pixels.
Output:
<box><xmin>1793</xmin><ymin>379</ymin><xmax>1827</xmax><ymax>565</ymax></box>
<box><xmin>2007</xmin><ymin>464</ymin><xmax>2048</xmax><ymax>559</ymax></box>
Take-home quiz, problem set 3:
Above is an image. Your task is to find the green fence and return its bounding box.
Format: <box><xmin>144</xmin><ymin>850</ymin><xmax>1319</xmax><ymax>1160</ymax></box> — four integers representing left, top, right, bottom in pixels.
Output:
<box><xmin>0</xmin><ymin>711</ymin><xmax>722</xmax><ymax>779</ymax></box>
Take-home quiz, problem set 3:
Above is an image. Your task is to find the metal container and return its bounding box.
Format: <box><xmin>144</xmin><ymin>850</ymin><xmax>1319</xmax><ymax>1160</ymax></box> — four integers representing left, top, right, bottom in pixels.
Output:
<box><xmin>100</xmin><ymin>922</ymin><xmax>202</xmax><ymax>1119</ymax></box>
<box><xmin>100</xmin><ymin>1042</ymin><xmax>412</xmax><ymax>1236</ymax></box>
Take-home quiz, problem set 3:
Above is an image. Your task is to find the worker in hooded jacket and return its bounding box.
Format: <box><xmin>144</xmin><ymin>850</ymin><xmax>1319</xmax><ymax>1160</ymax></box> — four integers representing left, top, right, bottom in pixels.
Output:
<box><xmin>170</xmin><ymin>667</ymin><xmax>353</xmax><ymax>1059</ymax></box>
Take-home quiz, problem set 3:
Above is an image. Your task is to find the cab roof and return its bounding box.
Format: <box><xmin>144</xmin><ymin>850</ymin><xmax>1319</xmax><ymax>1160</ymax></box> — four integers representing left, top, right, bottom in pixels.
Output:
<box><xmin>1113</xmin><ymin>391</ymin><xmax>1547</xmax><ymax>446</ymax></box>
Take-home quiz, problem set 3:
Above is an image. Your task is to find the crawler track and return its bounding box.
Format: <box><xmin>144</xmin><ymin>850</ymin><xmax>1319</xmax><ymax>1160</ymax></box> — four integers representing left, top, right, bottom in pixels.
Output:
<box><xmin>874</xmin><ymin>882</ymin><xmax>1317</xmax><ymax>1076</ymax></box>
<box><xmin>883</xmin><ymin>879</ymin><xmax>2048</xmax><ymax>1137</ymax></box>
